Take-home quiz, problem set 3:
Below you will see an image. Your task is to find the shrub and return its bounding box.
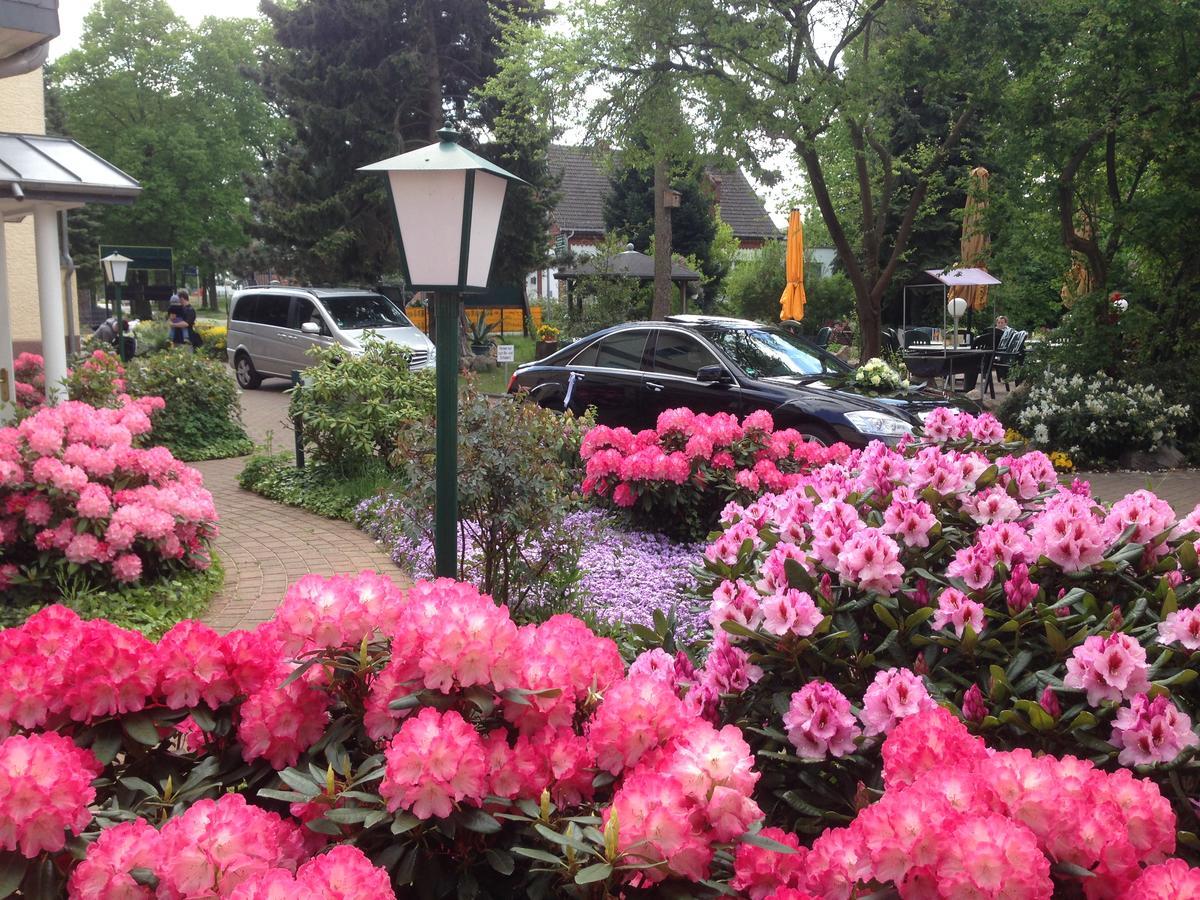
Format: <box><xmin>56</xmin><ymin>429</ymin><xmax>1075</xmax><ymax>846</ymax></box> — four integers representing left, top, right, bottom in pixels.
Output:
<box><xmin>63</xmin><ymin>348</ymin><xmax>127</xmax><ymax>407</ymax></box>
<box><xmin>125</xmin><ymin>351</ymin><xmax>254</xmax><ymax>461</ymax></box>
<box><xmin>359</xmin><ymin>394</ymin><xmax>593</xmax><ymax>615</ymax></box>
<box><xmin>580</xmin><ymin>408</ymin><xmax>850</xmax><ymax>541</ymax></box>
<box><xmin>1014</xmin><ymin>366</ymin><xmax>1190</xmax><ymax>464</ymax></box>
<box><xmin>194</xmin><ymin>321</ymin><xmax>228</xmax><ymax>361</ymax></box>
<box><xmin>133</xmin><ymin>319</ymin><xmax>170</xmax><ymax>355</ymax></box>
<box><xmin>239</xmin><ymin>452</ymin><xmax>392</xmax><ymax>521</ymax></box>
<box><xmin>684</xmin><ymin>409</ymin><xmax>1200</xmax><ymax>858</ymax></box>
<box><xmin>0</xmin><ymin>575</ymin><xmax>775</xmax><ymax>896</ymax></box>
<box><xmin>0</xmin><ymin>398</ymin><xmax>219</xmax><ymax>603</ymax></box>
<box><xmin>12</xmin><ymin>352</ymin><xmax>45</xmax><ymax>411</ymax></box>
<box><xmin>289</xmin><ymin>335</ymin><xmax>435</xmax><ymax>473</ymax></box>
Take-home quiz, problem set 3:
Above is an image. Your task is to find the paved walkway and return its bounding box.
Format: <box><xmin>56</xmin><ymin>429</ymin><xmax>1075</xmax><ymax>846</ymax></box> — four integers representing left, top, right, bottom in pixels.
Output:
<box><xmin>1079</xmin><ymin>469</ymin><xmax>1200</xmax><ymax>513</ymax></box>
<box><xmin>198</xmin><ymin>378</ymin><xmax>405</xmax><ymax>633</ymax></box>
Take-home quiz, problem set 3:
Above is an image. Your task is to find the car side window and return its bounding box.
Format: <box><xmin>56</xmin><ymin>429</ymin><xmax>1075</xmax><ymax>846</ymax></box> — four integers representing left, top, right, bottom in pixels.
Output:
<box><xmin>652</xmin><ymin>331</ymin><xmax>719</xmax><ymax>378</ymax></box>
<box><xmin>256</xmin><ymin>295</ymin><xmax>291</xmax><ymax>328</ymax></box>
<box><xmin>587</xmin><ymin>330</ymin><xmax>650</xmax><ymax>371</ymax></box>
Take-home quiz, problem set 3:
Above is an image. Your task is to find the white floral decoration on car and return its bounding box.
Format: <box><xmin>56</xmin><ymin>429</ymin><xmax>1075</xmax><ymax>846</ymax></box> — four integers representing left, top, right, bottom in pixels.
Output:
<box><xmin>851</xmin><ymin>357</ymin><xmax>910</xmax><ymax>394</ymax></box>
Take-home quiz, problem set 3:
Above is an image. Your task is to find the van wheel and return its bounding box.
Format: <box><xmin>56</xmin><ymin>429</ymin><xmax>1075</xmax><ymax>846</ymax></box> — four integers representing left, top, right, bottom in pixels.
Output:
<box><xmin>234</xmin><ymin>352</ymin><xmax>262</xmax><ymax>389</ymax></box>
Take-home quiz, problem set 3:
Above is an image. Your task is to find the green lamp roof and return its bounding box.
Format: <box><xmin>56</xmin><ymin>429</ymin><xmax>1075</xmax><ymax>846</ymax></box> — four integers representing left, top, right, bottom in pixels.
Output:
<box><xmin>359</xmin><ymin>129</ymin><xmax>526</xmax><ymax>183</ymax></box>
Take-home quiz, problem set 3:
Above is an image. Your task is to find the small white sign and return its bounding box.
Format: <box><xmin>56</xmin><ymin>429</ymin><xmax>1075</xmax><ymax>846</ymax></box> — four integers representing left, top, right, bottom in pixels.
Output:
<box><xmin>496</xmin><ymin>344</ymin><xmax>515</xmax><ymax>363</ymax></box>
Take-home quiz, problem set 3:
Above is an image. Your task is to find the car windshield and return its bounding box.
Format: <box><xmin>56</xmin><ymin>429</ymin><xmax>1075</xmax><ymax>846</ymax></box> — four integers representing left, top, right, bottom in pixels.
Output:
<box><xmin>704</xmin><ymin>327</ymin><xmax>848</xmax><ymax>379</ymax></box>
<box><xmin>319</xmin><ymin>295</ymin><xmax>412</xmax><ymax>330</ymax></box>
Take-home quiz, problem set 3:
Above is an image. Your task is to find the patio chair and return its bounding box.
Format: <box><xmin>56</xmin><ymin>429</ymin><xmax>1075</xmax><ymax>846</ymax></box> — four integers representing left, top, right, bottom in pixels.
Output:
<box><xmin>815</xmin><ymin>326</ymin><xmax>832</xmax><ymax>349</ymax></box>
<box><xmin>881</xmin><ymin>327</ymin><xmax>901</xmax><ymax>355</ymax></box>
<box><xmin>903</xmin><ymin>327</ymin><xmax>934</xmax><ymax>348</ymax></box>
<box><xmin>985</xmin><ymin>329</ymin><xmax>1028</xmax><ymax>397</ymax></box>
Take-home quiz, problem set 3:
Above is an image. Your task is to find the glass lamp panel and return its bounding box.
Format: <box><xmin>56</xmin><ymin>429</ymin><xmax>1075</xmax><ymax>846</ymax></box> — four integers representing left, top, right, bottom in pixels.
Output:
<box><xmin>464</xmin><ymin>172</ymin><xmax>507</xmax><ymax>289</ymax></box>
<box><xmin>389</xmin><ymin>169</ymin><xmax>465</xmax><ymax>287</ymax></box>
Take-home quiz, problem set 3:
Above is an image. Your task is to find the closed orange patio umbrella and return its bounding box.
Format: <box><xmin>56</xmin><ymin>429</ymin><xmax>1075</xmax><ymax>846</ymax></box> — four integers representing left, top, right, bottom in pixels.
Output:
<box><xmin>949</xmin><ymin>166</ymin><xmax>991</xmax><ymax>311</ymax></box>
<box><xmin>779</xmin><ymin>208</ymin><xmax>806</xmax><ymax>321</ymax></box>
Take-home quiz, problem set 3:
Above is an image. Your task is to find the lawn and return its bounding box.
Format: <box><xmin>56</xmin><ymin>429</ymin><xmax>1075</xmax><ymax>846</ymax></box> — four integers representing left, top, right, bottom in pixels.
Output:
<box><xmin>466</xmin><ymin>333</ymin><xmax>536</xmax><ymax>395</ymax></box>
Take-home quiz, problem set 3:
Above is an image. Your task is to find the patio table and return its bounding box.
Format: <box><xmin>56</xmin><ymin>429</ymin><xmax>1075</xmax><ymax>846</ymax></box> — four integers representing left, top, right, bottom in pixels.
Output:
<box><xmin>903</xmin><ymin>347</ymin><xmax>994</xmax><ymax>389</ymax></box>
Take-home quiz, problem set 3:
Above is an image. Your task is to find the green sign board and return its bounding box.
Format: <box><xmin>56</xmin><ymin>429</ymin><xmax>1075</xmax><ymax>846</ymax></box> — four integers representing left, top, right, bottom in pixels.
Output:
<box><xmin>99</xmin><ymin>244</ymin><xmax>174</xmax><ymax>272</ymax></box>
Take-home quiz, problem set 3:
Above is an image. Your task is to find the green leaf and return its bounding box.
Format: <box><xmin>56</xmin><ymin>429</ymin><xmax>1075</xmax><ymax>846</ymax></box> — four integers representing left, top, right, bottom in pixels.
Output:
<box><xmin>534</xmin><ymin>822</ymin><xmax>591</xmax><ymax>853</ymax></box>
<box><xmin>388</xmin><ymin>695</ymin><xmax>422</xmax><ymax>711</ymax></box>
<box><xmin>120</xmin><ymin>712</ymin><xmax>162</xmax><ymax>747</ymax></box>
<box><xmin>1044</xmin><ymin>622</ymin><xmax>1067</xmax><ymax>656</ymax></box>
<box><xmin>278</xmin><ymin>768</ymin><xmax>321</xmax><ymax>797</ymax></box>
<box><xmin>575</xmin><ymin>863</ymin><xmax>613</xmax><ymax>884</ymax></box>
<box><xmin>873</xmin><ymin>603</ymin><xmax>899</xmax><ymax>630</ymax></box>
<box><xmin>904</xmin><ymin>607</ymin><xmax>935</xmax><ymax>630</ymax></box>
<box><xmin>118</xmin><ymin>776</ymin><xmax>160</xmax><ymax>798</ymax></box>
<box><xmin>189</xmin><ymin>705</ymin><xmax>217</xmax><ymax>732</ymax></box>
<box><xmin>485</xmin><ymin>849</ymin><xmax>515</xmax><ymax>876</ymax></box>
<box><xmin>459</xmin><ymin>808</ymin><xmax>502</xmax><ymax>834</ymax></box>
<box><xmin>740</xmin><ymin>830</ymin><xmax>799</xmax><ymax>854</ymax></box>
<box><xmin>324</xmin><ymin>807</ymin><xmax>371</xmax><ymax>824</ymax></box>
<box><xmin>513</xmin><ymin>847</ymin><xmax>562</xmax><ymax>865</ymax></box>
<box><xmin>391</xmin><ymin>813</ymin><xmax>420</xmax><ymax>835</ymax></box>
<box><xmin>0</xmin><ymin>852</ymin><xmax>27</xmax><ymax>900</ymax></box>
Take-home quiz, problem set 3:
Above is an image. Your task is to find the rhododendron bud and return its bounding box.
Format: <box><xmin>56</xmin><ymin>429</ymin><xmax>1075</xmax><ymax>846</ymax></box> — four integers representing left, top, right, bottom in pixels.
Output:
<box><xmin>819</xmin><ymin>572</ymin><xmax>833</xmax><ymax>599</ymax></box>
<box><xmin>0</xmin><ymin>732</ymin><xmax>101</xmax><ymax>858</ymax></box>
<box><xmin>1065</xmin><ymin>633</ymin><xmax>1150</xmax><ymax>706</ymax></box>
<box><xmin>783</xmin><ymin>682</ymin><xmax>861</xmax><ymax>759</ymax></box>
<box><xmin>1110</xmin><ymin>605</ymin><xmax>1124</xmax><ymax>630</ymax></box>
<box><xmin>961</xmin><ymin>684</ymin><xmax>987</xmax><ymax>722</ymax></box>
<box><xmin>1040</xmin><ymin>686</ymin><xmax>1061</xmax><ymax>719</ymax></box>
<box><xmin>380</xmin><ymin>708</ymin><xmax>487</xmax><ymax>819</ymax></box>
<box><xmin>913</xmin><ymin>579</ymin><xmax>930</xmax><ymax>607</ymax></box>
<box><xmin>1110</xmin><ymin>693</ymin><xmax>1199</xmax><ymax>766</ymax></box>
<box><xmin>912</xmin><ymin>653</ymin><xmax>929</xmax><ymax>677</ymax></box>
<box><xmin>1004</xmin><ymin>563</ymin><xmax>1038</xmax><ymax>613</ymax></box>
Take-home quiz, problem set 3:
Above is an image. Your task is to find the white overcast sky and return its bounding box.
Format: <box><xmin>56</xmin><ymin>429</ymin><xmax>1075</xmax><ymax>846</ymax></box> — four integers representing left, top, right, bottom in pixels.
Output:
<box><xmin>51</xmin><ymin>0</ymin><xmax>799</xmax><ymax>224</ymax></box>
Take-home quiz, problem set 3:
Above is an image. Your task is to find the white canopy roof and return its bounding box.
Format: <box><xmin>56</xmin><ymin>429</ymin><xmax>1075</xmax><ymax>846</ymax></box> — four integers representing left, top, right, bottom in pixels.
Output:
<box><xmin>923</xmin><ymin>267</ymin><xmax>1001</xmax><ymax>286</ymax></box>
<box><xmin>0</xmin><ymin>133</ymin><xmax>140</xmax><ymax>219</ymax></box>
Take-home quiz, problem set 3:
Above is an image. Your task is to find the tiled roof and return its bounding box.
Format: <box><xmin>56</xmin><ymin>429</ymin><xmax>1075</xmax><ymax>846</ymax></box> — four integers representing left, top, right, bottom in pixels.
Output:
<box><xmin>547</xmin><ymin>144</ymin><xmax>781</xmax><ymax>241</ymax></box>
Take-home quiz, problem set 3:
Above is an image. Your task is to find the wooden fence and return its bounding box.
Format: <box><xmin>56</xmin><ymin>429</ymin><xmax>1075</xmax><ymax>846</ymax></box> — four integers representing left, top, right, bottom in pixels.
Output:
<box><xmin>405</xmin><ymin>306</ymin><xmax>543</xmax><ymax>336</ymax></box>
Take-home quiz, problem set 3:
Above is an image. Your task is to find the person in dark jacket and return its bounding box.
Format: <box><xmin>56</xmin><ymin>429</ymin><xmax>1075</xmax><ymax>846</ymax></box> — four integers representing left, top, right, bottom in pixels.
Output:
<box><xmin>167</xmin><ymin>289</ymin><xmax>197</xmax><ymax>347</ymax></box>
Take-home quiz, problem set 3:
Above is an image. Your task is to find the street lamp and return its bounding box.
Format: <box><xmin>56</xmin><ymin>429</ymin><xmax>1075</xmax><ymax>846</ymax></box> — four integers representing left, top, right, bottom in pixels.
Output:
<box><xmin>101</xmin><ymin>252</ymin><xmax>132</xmax><ymax>362</ymax></box>
<box><xmin>360</xmin><ymin>129</ymin><xmax>525</xmax><ymax>578</ymax></box>
<box><xmin>946</xmin><ymin>296</ymin><xmax>968</xmax><ymax>348</ymax></box>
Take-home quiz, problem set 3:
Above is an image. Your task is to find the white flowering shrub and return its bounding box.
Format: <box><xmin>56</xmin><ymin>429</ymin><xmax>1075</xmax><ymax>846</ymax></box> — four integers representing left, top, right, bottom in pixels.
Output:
<box><xmin>1016</xmin><ymin>366</ymin><xmax>1190</xmax><ymax>463</ymax></box>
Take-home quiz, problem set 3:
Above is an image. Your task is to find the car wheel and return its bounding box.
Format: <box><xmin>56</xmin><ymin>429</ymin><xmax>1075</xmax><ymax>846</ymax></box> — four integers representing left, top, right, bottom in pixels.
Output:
<box><xmin>234</xmin><ymin>352</ymin><xmax>263</xmax><ymax>389</ymax></box>
<box><xmin>795</xmin><ymin>424</ymin><xmax>837</xmax><ymax>446</ymax></box>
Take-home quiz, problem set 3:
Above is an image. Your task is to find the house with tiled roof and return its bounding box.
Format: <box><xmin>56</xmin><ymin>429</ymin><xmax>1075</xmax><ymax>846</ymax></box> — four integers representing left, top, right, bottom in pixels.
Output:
<box><xmin>529</xmin><ymin>145</ymin><xmax>782</xmax><ymax>299</ymax></box>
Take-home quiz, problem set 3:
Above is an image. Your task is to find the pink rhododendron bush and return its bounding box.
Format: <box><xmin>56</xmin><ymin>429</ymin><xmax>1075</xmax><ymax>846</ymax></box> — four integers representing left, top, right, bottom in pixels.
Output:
<box><xmin>690</xmin><ymin>406</ymin><xmax>1200</xmax><ymax>869</ymax></box>
<box><xmin>0</xmin><ymin>574</ymin><xmax>787</xmax><ymax>897</ymax></box>
<box><xmin>0</xmin><ymin>398</ymin><xmax>217</xmax><ymax>600</ymax></box>
<box><xmin>581</xmin><ymin>408</ymin><xmax>852</xmax><ymax>540</ymax></box>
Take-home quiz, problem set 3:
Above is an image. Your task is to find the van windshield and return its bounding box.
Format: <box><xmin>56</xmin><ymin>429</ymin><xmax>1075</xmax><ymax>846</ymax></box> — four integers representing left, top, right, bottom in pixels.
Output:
<box><xmin>319</xmin><ymin>294</ymin><xmax>413</xmax><ymax>330</ymax></box>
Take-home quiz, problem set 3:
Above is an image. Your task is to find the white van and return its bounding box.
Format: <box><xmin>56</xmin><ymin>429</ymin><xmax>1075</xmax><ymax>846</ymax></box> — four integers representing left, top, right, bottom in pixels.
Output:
<box><xmin>226</xmin><ymin>287</ymin><xmax>435</xmax><ymax>388</ymax></box>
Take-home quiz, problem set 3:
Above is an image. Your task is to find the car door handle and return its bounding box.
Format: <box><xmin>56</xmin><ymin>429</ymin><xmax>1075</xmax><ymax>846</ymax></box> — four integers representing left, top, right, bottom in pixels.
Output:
<box><xmin>645</xmin><ymin>381</ymin><xmax>664</xmax><ymax>392</ymax></box>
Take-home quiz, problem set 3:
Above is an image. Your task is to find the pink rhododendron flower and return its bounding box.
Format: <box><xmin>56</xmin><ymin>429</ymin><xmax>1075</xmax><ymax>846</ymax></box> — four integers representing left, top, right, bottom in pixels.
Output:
<box><xmin>731</xmin><ymin>826</ymin><xmax>808</xmax><ymax>899</ymax></box>
<box><xmin>237</xmin><ymin>673</ymin><xmax>331</xmax><ymax>770</ymax></box>
<box><xmin>1158</xmin><ymin>607</ymin><xmax>1200</xmax><ymax>650</ymax></box>
<box><xmin>931</xmin><ymin>587</ymin><xmax>986</xmax><ymax>638</ymax></box>
<box><xmin>155</xmin><ymin>620</ymin><xmax>238</xmax><ymax>709</ymax></box>
<box><xmin>1126</xmin><ymin>859</ymin><xmax>1200</xmax><ymax>898</ymax></box>
<box><xmin>380</xmin><ymin>708</ymin><xmax>487</xmax><ymax>819</ymax></box>
<box><xmin>969</xmin><ymin>412</ymin><xmax>1005</xmax><ymax>444</ymax></box>
<box><xmin>273</xmin><ymin>570</ymin><xmax>405</xmax><ymax>652</ymax></box>
<box><xmin>155</xmin><ymin>794</ymin><xmax>307</xmax><ymax>898</ymax></box>
<box><xmin>1029</xmin><ymin>492</ymin><xmax>1107</xmax><ymax>572</ymax></box>
<box><xmin>588</xmin><ymin>673</ymin><xmax>691</xmax><ymax>774</ymax></box>
<box><xmin>934</xmin><ymin>813</ymin><xmax>1052</xmax><ymax>898</ymax></box>
<box><xmin>1104</xmin><ymin>489</ymin><xmax>1175</xmax><ymax>549</ymax></box>
<box><xmin>783</xmin><ymin>681</ymin><xmax>861</xmax><ymax>759</ymax></box>
<box><xmin>68</xmin><ymin>818</ymin><xmax>162</xmax><ymax>899</ymax></box>
<box><xmin>695</xmin><ymin>630</ymin><xmax>763</xmax><ymax>697</ymax></box>
<box><xmin>760</xmin><ymin>589</ymin><xmax>823</xmax><ymax>637</ymax></box>
<box><xmin>881</xmin><ymin>498</ymin><xmax>937</xmax><ymax>548</ymax></box>
<box><xmin>0</xmin><ymin>732</ymin><xmax>101</xmax><ymax>858</ymax></box>
<box><xmin>604</xmin><ymin>771</ymin><xmax>714</xmax><ymax>883</ymax></box>
<box><xmin>709</xmin><ymin>578</ymin><xmax>763</xmax><ymax>633</ymax></box>
<box><xmin>881</xmin><ymin>707</ymin><xmax>987</xmax><ymax>789</ymax></box>
<box><xmin>834</xmin><ymin>527</ymin><xmax>904</xmax><ymax>595</ymax></box>
<box><xmin>228</xmin><ymin>845</ymin><xmax>397</xmax><ymax>899</ymax></box>
<box><xmin>1065</xmin><ymin>633</ymin><xmax>1151</xmax><ymax>706</ymax></box>
<box><xmin>1110</xmin><ymin>693</ymin><xmax>1199</xmax><ymax>766</ymax></box>
<box><xmin>860</xmin><ymin>668</ymin><xmax>937</xmax><ymax>736</ymax></box>
<box><xmin>962</xmin><ymin>485</ymin><xmax>1022</xmax><ymax>524</ymax></box>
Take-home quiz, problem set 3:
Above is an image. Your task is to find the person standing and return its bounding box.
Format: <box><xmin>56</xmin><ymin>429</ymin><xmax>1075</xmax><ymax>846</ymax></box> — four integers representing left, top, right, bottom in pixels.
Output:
<box><xmin>167</xmin><ymin>289</ymin><xmax>197</xmax><ymax>348</ymax></box>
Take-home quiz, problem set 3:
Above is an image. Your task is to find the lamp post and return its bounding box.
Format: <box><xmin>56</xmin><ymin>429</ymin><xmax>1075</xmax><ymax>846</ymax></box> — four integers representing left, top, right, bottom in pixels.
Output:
<box><xmin>360</xmin><ymin>129</ymin><xmax>525</xmax><ymax>578</ymax></box>
<box><xmin>101</xmin><ymin>252</ymin><xmax>132</xmax><ymax>362</ymax></box>
<box><xmin>947</xmin><ymin>296</ymin><xmax>968</xmax><ymax>348</ymax></box>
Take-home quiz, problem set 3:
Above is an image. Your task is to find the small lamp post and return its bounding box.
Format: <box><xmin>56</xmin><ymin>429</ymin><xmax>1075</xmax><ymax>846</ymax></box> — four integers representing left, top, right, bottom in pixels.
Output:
<box><xmin>101</xmin><ymin>252</ymin><xmax>132</xmax><ymax>362</ymax></box>
<box><xmin>946</xmin><ymin>296</ymin><xmax>968</xmax><ymax>348</ymax></box>
<box><xmin>360</xmin><ymin>129</ymin><xmax>525</xmax><ymax>578</ymax></box>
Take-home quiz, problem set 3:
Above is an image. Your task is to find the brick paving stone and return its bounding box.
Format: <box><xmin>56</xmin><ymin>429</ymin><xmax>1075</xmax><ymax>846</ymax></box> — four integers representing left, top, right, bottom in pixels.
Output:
<box><xmin>197</xmin><ymin>379</ymin><xmax>407</xmax><ymax>633</ymax></box>
<box><xmin>1077</xmin><ymin>469</ymin><xmax>1200</xmax><ymax>513</ymax></box>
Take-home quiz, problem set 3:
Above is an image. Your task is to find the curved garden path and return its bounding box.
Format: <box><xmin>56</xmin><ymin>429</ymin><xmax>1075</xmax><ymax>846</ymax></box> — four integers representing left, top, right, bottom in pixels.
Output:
<box><xmin>198</xmin><ymin>381</ymin><xmax>406</xmax><ymax>633</ymax></box>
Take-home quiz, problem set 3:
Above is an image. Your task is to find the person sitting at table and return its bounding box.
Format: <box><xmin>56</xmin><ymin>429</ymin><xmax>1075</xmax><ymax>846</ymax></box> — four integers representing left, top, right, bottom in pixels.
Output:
<box><xmin>961</xmin><ymin>316</ymin><xmax>1011</xmax><ymax>393</ymax></box>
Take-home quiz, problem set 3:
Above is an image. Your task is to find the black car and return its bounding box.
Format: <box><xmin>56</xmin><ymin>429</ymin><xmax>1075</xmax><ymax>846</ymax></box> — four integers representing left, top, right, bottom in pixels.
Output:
<box><xmin>507</xmin><ymin>316</ymin><xmax>976</xmax><ymax>447</ymax></box>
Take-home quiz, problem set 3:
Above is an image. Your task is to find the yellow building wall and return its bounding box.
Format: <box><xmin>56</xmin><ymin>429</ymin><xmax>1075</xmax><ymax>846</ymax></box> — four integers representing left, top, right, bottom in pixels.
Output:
<box><xmin>0</xmin><ymin>68</ymin><xmax>50</xmax><ymax>348</ymax></box>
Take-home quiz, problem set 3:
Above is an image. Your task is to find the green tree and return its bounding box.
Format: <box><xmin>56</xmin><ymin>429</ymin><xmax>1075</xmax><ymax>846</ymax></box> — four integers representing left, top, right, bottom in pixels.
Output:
<box><xmin>48</xmin><ymin>1</ymin><xmax>282</xmax><ymax>310</ymax></box>
<box><xmin>252</xmin><ymin>0</ymin><xmax>543</xmax><ymax>286</ymax></box>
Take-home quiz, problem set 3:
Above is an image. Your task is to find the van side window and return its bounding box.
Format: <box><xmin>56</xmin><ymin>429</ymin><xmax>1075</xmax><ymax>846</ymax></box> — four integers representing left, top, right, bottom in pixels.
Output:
<box><xmin>231</xmin><ymin>295</ymin><xmax>259</xmax><ymax>322</ymax></box>
<box><xmin>256</xmin><ymin>295</ymin><xmax>291</xmax><ymax>328</ymax></box>
<box><xmin>290</xmin><ymin>298</ymin><xmax>322</xmax><ymax>331</ymax></box>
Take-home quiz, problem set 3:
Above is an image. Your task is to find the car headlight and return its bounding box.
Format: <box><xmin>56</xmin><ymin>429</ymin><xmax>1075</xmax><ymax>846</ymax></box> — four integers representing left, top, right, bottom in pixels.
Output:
<box><xmin>427</xmin><ymin>346</ymin><xmax>436</xmax><ymax>362</ymax></box>
<box><xmin>845</xmin><ymin>410</ymin><xmax>914</xmax><ymax>437</ymax></box>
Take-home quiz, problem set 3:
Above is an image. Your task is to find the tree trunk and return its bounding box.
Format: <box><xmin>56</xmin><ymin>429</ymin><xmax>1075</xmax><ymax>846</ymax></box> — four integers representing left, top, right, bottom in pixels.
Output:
<box><xmin>651</xmin><ymin>156</ymin><xmax>672</xmax><ymax>320</ymax></box>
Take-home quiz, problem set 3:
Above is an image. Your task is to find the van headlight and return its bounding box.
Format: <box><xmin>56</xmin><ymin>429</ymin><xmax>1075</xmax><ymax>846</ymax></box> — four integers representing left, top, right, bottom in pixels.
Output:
<box><xmin>845</xmin><ymin>411</ymin><xmax>914</xmax><ymax>437</ymax></box>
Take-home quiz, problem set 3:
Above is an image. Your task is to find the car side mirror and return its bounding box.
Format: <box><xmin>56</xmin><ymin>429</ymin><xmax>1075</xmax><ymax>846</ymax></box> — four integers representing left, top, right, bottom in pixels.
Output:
<box><xmin>300</xmin><ymin>321</ymin><xmax>321</xmax><ymax>335</ymax></box>
<box><xmin>696</xmin><ymin>365</ymin><xmax>732</xmax><ymax>384</ymax></box>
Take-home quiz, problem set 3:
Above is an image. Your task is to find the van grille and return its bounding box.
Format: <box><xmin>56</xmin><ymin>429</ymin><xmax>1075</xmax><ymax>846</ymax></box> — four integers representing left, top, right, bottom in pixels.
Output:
<box><xmin>408</xmin><ymin>350</ymin><xmax>430</xmax><ymax>370</ymax></box>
